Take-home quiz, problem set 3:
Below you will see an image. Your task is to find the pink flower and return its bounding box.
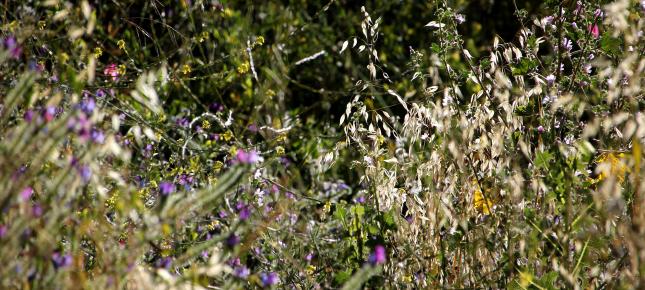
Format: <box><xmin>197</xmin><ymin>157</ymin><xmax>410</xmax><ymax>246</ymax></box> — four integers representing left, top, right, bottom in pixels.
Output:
<box><xmin>235</xmin><ymin>149</ymin><xmax>260</xmax><ymax>164</ymax></box>
<box><xmin>21</xmin><ymin>187</ymin><xmax>33</xmax><ymax>201</ymax></box>
<box><xmin>104</xmin><ymin>64</ymin><xmax>119</xmax><ymax>81</ymax></box>
<box><xmin>588</xmin><ymin>24</ymin><xmax>600</xmax><ymax>39</ymax></box>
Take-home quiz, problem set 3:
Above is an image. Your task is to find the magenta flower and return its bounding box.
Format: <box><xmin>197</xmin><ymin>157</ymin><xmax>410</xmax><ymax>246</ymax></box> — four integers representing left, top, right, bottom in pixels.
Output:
<box><xmin>368</xmin><ymin>245</ymin><xmax>386</xmax><ymax>265</ymax></box>
<box><xmin>588</xmin><ymin>24</ymin><xmax>600</xmax><ymax>39</ymax></box>
<box><xmin>104</xmin><ymin>64</ymin><xmax>119</xmax><ymax>81</ymax></box>
<box><xmin>235</xmin><ymin>149</ymin><xmax>260</xmax><ymax>164</ymax></box>
<box><xmin>20</xmin><ymin>187</ymin><xmax>33</xmax><ymax>201</ymax></box>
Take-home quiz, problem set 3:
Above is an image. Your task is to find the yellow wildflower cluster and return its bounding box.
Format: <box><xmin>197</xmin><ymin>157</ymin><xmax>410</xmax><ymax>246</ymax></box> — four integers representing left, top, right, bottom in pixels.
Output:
<box><xmin>201</xmin><ymin>120</ymin><xmax>211</xmax><ymax>130</ymax></box>
<box><xmin>237</xmin><ymin>62</ymin><xmax>250</xmax><ymax>74</ymax></box>
<box><xmin>472</xmin><ymin>179</ymin><xmax>493</xmax><ymax>215</ymax></box>
<box><xmin>591</xmin><ymin>152</ymin><xmax>629</xmax><ymax>184</ymax></box>
<box><xmin>94</xmin><ymin>47</ymin><xmax>103</xmax><ymax>58</ymax></box>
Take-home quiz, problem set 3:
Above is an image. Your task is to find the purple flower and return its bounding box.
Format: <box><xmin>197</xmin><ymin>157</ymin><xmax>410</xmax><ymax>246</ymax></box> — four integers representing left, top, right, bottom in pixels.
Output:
<box><xmin>0</xmin><ymin>225</ymin><xmax>7</xmax><ymax>238</ymax></box>
<box><xmin>226</xmin><ymin>234</ymin><xmax>240</xmax><ymax>248</ymax></box>
<box><xmin>20</xmin><ymin>187</ymin><xmax>34</xmax><ymax>201</ymax></box>
<box><xmin>227</xmin><ymin>257</ymin><xmax>241</xmax><ymax>267</ymax></box>
<box><xmin>176</xmin><ymin>118</ymin><xmax>189</xmax><ymax>128</ymax></box>
<box><xmin>43</xmin><ymin>106</ymin><xmax>57</xmax><ymax>122</ymax></box>
<box><xmin>79</xmin><ymin>165</ymin><xmax>92</xmax><ymax>183</ymax></box>
<box><xmin>51</xmin><ymin>252</ymin><xmax>72</xmax><ymax>269</ymax></box>
<box><xmin>96</xmin><ymin>89</ymin><xmax>106</xmax><ymax>98</ymax></box>
<box><xmin>537</xmin><ymin>126</ymin><xmax>545</xmax><ymax>133</ymax></box>
<box><xmin>24</xmin><ymin>110</ymin><xmax>34</xmax><ymax>123</ymax></box>
<box><xmin>248</xmin><ymin>123</ymin><xmax>258</xmax><ymax>133</ymax></box>
<box><xmin>79</xmin><ymin>97</ymin><xmax>96</xmax><ymax>114</ymax></box>
<box><xmin>368</xmin><ymin>245</ymin><xmax>386</xmax><ymax>265</ymax></box>
<box><xmin>594</xmin><ymin>8</ymin><xmax>603</xmax><ymax>19</ymax></box>
<box><xmin>90</xmin><ymin>129</ymin><xmax>105</xmax><ymax>144</ymax></box>
<box><xmin>32</xmin><ymin>204</ymin><xmax>43</xmax><ymax>217</ymax></box>
<box><xmin>562</xmin><ymin>38</ymin><xmax>572</xmax><ymax>52</ymax></box>
<box><xmin>235</xmin><ymin>149</ymin><xmax>260</xmax><ymax>164</ymax></box>
<box><xmin>209</xmin><ymin>102</ymin><xmax>224</xmax><ymax>112</ymax></box>
<box><xmin>4</xmin><ymin>36</ymin><xmax>22</xmax><ymax>59</ymax></box>
<box><xmin>545</xmin><ymin>74</ymin><xmax>556</xmax><ymax>86</ymax></box>
<box><xmin>155</xmin><ymin>257</ymin><xmax>172</xmax><ymax>269</ymax></box>
<box><xmin>260</xmin><ymin>272</ymin><xmax>279</xmax><ymax>287</ymax></box>
<box><xmin>233</xmin><ymin>266</ymin><xmax>250</xmax><ymax>278</ymax></box>
<box><xmin>159</xmin><ymin>181</ymin><xmax>176</xmax><ymax>195</ymax></box>
<box><xmin>236</xmin><ymin>202</ymin><xmax>251</xmax><ymax>220</ymax></box>
<box><xmin>201</xmin><ymin>250</ymin><xmax>209</xmax><ymax>259</ymax></box>
<box><xmin>305</xmin><ymin>252</ymin><xmax>314</xmax><ymax>262</ymax></box>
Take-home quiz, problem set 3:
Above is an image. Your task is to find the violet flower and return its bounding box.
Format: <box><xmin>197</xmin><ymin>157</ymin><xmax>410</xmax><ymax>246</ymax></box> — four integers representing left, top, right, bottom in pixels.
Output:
<box><xmin>51</xmin><ymin>252</ymin><xmax>72</xmax><ymax>269</ymax></box>
<box><xmin>260</xmin><ymin>272</ymin><xmax>279</xmax><ymax>287</ymax></box>
<box><xmin>368</xmin><ymin>245</ymin><xmax>386</xmax><ymax>265</ymax></box>
<box><xmin>159</xmin><ymin>181</ymin><xmax>176</xmax><ymax>195</ymax></box>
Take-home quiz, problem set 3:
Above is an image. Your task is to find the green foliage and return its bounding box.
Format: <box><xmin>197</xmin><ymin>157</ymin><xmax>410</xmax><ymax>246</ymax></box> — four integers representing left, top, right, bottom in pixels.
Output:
<box><xmin>0</xmin><ymin>0</ymin><xmax>644</xmax><ymax>289</ymax></box>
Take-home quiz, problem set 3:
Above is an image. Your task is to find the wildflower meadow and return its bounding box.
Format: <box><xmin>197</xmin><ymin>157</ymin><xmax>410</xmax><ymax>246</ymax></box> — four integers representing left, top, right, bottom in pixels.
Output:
<box><xmin>1</xmin><ymin>0</ymin><xmax>644</xmax><ymax>289</ymax></box>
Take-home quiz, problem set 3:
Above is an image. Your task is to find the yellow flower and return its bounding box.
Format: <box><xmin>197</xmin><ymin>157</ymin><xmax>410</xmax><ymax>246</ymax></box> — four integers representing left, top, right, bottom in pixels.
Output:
<box><xmin>223</xmin><ymin>8</ymin><xmax>234</xmax><ymax>17</ymax></box>
<box><xmin>201</xmin><ymin>120</ymin><xmax>211</xmax><ymax>130</ymax></box>
<box><xmin>213</xmin><ymin>161</ymin><xmax>224</xmax><ymax>173</ymax></box>
<box><xmin>472</xmin><ymin>179</ymin><xmax>493</xmax><ymax>214</ymax></box>
<box><xmin>59</xmin><ymin>52</ymin><xmax>69</xmax><ymax>63</ymax></box>
<box><xmin>323</xmin><ymin>201</ymin><xmax>332</xmax><ymax>214</ymax></box>
<box><xmin>275</xmin><ymin>146</ymin><xmax>285</xmax><ymax>156</ymax></box>
<box><xmin>38</xmin><ymin>21</ymin><xmax>46</xmax><ymax>30</ymax></box>
<box><xmin>221</xmin><ymin>130</ymin><xmax>233</xmax><ymax>141</ymax></box>
<box><xmin>117</xmin><ymin>39</ymin><xmax>126</xmax><ymax>50</ymax></box>
<box><xmin>94</xmin><ymin>47</ymin><xmax>103</xmax><ymax>58</ymax></box>
<box><xmin>237</xmin><ymin>62</ymin><xmax>250</xmax><ymax>74</ymax></box>
<box><xmin>305</xmin><ymin>265</ymin><xmax>316</xmax><ymax>275</ymax></box>
<box><xmin>591</xmin><ymin>152</ymin><xmax>630</xmax><ymax>184</ymax></box>
<box><xmin>198</xmin><ymin>31</ymin><xmax>209</xmax><ymax>43</ymax></box>
<box><xmin>182</xmin><ymin>64</ymin><xmax>191</xmax><ymax>75</ymax></box>
<box><xmin>118</xmin><ymin>64</ymin><xmax>126</xmax><ymax>75</ymax></box>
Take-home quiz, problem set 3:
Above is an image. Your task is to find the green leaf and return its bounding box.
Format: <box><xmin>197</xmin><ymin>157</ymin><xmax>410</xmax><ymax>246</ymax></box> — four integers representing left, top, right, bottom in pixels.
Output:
<box><xmin>600</xmin><ymin>32</ymin><xmax>622</xmax><ymax>56</ymax></box>
<box><xmin>534</xmin><ymin>151</ymin><xmax>554</xmax><ymax>169</ymax></box>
